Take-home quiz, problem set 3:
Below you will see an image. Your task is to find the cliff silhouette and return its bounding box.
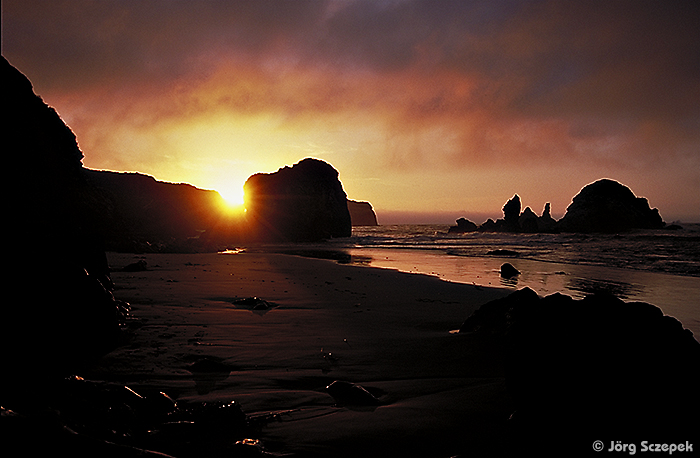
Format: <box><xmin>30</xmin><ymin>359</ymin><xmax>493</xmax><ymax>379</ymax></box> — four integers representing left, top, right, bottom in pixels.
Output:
<box><xmin>3</xmin><ymin>57</ymin><xmax>372</xmax><ymax>253</ymax></box>
<box><xmin>83</xmin><ymin>169</ymin><xmax>233</xmax><ymax>252</ymax></box>
<box><xmin>2</xmin><ymin>56</ymin><xmax>125</xmax><ymax>386</ymax></box>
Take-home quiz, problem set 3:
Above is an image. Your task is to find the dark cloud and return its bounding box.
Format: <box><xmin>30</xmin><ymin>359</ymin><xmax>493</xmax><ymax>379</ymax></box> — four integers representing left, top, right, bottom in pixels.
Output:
<box><xmin>2</xmin><ymin>0</ymin><xmax>327</xmax><ymax>90</ymax></box>
<box><xmin>4</xmin><ymin>0</ymin><xmax>698</xmax><ymax>120</ymax></box>
<box><xmin>2</xmin><ymin>0</ymin><xmax>698</xmax><ymax>219</ymax></box>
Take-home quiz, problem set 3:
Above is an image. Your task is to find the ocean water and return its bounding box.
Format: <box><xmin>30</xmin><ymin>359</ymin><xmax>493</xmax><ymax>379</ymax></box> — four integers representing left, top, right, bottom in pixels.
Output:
<box><xmin>246</xmin><ymin>223</ymin><xmax>700</xmax><ymax>338</ymax></box>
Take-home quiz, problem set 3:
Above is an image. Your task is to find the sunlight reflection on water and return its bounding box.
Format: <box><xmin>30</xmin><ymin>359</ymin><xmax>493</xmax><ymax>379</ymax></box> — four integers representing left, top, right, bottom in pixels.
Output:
<box><xmin>333</xmin><ymin>247</ymin><xmax>699</xmax><ymax>339</ymax></box>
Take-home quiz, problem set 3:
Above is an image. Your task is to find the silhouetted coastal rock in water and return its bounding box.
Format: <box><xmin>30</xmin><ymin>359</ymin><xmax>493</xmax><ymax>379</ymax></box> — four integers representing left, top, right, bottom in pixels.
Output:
<box><xmin>557</xmin><ymin>178</ymin><xmax>665</xmax><ymax>233</ymax></box>
<box><xmin>450</xmin><ymin>179</ymin><xmax>665</xmax><ymax>234</ymax></box>
<box><xmin>347</xmin><ymin>199</ymin><xmax>379</xmax><ymax>226</ymax></box>
<box><xmin>502</xmin><ymin>194</ymin><xmax>522</xmax><ymax>231</ymax></box>
<box><xmin>244</xmin><ymin>158</ymin><xmax>352</xmax><ymax>242</ymax></box>
<box><xmin>537</xmin><ymin>202</ymin><xmax>557</xmax><ymax>231</ymax></box>
<box><xmin>460</xmin><ymin>288</ymin><xmax>700</xmax><ymax>450</ymax></box>
<box><xmin>517</xmin><ymin>206</ymin><xmax>538</xmax><ymax>232</ymax></box>
<box><xmin>448</xmin><ymin>217</ymin><xmax>478</xmax><ymax>233</ymax></box>
<box><xmin>2</xmin><ymin>57</ymin><xmax>124</xmax><ymax>386</ymax></box>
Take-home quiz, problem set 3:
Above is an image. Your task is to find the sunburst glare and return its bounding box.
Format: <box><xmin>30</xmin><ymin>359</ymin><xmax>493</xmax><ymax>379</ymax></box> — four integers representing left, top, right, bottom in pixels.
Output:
<box><xmin>216</xmin><ymin>183</ymin><xmax>246</xmax><ymax>215</ymax></box>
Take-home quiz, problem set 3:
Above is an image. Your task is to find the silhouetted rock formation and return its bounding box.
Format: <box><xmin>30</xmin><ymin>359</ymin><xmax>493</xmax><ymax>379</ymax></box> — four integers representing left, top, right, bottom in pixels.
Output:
<box><xmin>2</xmin><ymin>57</ymin><xmax>124</xmax><ymax>389</ymax></box>
<box><xmin>478</xmin><ymin>218</ymin><xmax>501</xmax><ymax>231</ymax></box>
<box><xmin>557</xmin><ymin>178</ymin><xmax>665</xmax><ymax>233</ymax></box>
<box><xmin>244</xmin><ymin>158</ymin><xmax>352</xmax><ymax>241</ymax></box>
<box><xmin>450</xmin><ymin>179</ymin><xmax>665</xmax><ymax>234</ymax></box>
<box><xmin>502</xmin><ymin>194</ymin><xmax>521</xmax><ymax>231</ymax></box>
<box><xmin>347</xmin><ymin>199</ymin><xmax>379</xmax><ymax>226</ymax></box>
<box><xmin>460</xmin><ymin>288</ymin><xmax>700</xmax><ymax>450</ymax></box>
<box><xmin>448</xmin><ymin>217</ymin><xmax>478</xmax><ymax>233</ymax></box>
<box><xmin>537</xmin><ymin>202</ymin><xmax>557</xmax><ymax>231</ymax></box>
<box><xmin>83</xmin><ymin>169</ymin><xmax>231</xmax><ymax>252</ymax></box>
<box><xmin>517</xmin><ymin>206</ymin><xmax>538</xmax><ymax>233</ymax></box>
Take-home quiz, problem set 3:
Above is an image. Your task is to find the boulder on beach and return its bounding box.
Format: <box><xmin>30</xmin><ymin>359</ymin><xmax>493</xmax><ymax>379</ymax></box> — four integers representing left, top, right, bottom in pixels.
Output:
<box><xmin>460</xmin><ymin>288</ymin><xmax>700</xmax><ymax>446</ymax></box>
<box><xmin>499</xmin><ymin>263</ymin><xmax>520</xmax><ymax>278</ymax></box>
<box><xmin>122</xmin><ymin>259</ymin><xmax>148</xmax><ymax>272</ymax></box>
<box><xmin>325</xmin><ymin>380</ymin><xmax>380</xmax><ymax>406</ymax></box>
<box><xmin>557</xmin><ymin>179</ymin><xmax>665</xmax><ymax>233</ymax></box>
<box><xmin>244</xmin><ymin>158</ymin><xmax>352</xmax><ymax>242</ymax></box>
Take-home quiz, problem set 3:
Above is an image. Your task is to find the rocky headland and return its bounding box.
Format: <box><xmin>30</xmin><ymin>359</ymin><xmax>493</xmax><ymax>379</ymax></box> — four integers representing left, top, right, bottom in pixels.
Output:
<box><xmin>450</xmin><ymin>179</ymin><xmax>666</xmax><ymax>234</ymax></box>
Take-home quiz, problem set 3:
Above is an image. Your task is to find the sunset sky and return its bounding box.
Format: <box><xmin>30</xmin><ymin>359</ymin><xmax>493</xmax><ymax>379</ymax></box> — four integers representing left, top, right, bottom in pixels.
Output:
<box><xmin>3</xmin><ymin>0</ymin><xmax>699</xmax><ymax>223</ymax></box>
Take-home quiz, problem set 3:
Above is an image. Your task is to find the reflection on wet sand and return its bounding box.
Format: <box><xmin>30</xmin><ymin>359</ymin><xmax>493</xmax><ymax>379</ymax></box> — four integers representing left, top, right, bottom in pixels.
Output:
<box><xmin>566</xmin><ymin>276</ymin><xmax>643</xmax><ymax>300</ymax></box>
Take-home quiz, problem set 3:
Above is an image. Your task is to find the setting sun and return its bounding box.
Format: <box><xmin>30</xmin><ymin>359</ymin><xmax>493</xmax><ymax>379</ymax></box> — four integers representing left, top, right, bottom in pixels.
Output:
<box><xmin>219</xmin><ymin>185</ymin><xmax>244</xmax><ymax>206</ymax></box>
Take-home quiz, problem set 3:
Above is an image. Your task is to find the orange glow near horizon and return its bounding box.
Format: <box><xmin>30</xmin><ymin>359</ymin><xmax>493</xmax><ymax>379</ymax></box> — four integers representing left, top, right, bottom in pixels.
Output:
<box><xmin>3</xmin><ymin>0</ymin><xmax>698</xmax><ymax>223</ymax></box>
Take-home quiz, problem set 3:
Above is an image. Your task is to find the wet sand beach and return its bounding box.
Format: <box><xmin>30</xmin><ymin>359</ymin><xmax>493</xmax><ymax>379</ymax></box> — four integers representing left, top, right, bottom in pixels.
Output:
<box><xmin>336</xmin><ymin>247</ymin><xmax>700</xmax><ymax>340</ymax></box>
<box><xmin>89</xmin><ymin>252</ymin><xmax>513</xmax><ymax>457</ymax></box>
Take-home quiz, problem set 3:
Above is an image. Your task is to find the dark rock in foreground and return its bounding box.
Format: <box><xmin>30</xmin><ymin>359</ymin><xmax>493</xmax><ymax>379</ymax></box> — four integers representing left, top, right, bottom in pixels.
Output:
<box><xmin>1</xmin><ymin>375</ymin><xmax>248</xmax><ymax>458</ymax></box>
<box><xmin>460</xmin><ymin>288</ymin><xmax>700</xmax><ymax>450</ymax></box>
<box><xmin>2</xmin><ymin>57</ymin><xmax>124</xmax><ymax>389</ymax></box>
<box><xmin>325</xmin><ymin>380</ymin><xmax>381</xmax><ymax>406</ymax></box>
<box><xmin>244</xmin><ymin>158</ymin><xmax>352</xmax><ymax>242</ymax></box>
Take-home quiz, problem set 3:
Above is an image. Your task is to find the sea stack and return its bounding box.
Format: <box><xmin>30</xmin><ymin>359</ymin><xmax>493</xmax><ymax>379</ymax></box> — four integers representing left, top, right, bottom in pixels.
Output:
<box><xmin>557</xmin><ymin>179</ymin><xmax>665</xmax><ymax>233</ymax></box>
<box><xmin>243</xmin><ymin>158</ymin><xmax>352</xmax><ymax>241</ymax></box>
